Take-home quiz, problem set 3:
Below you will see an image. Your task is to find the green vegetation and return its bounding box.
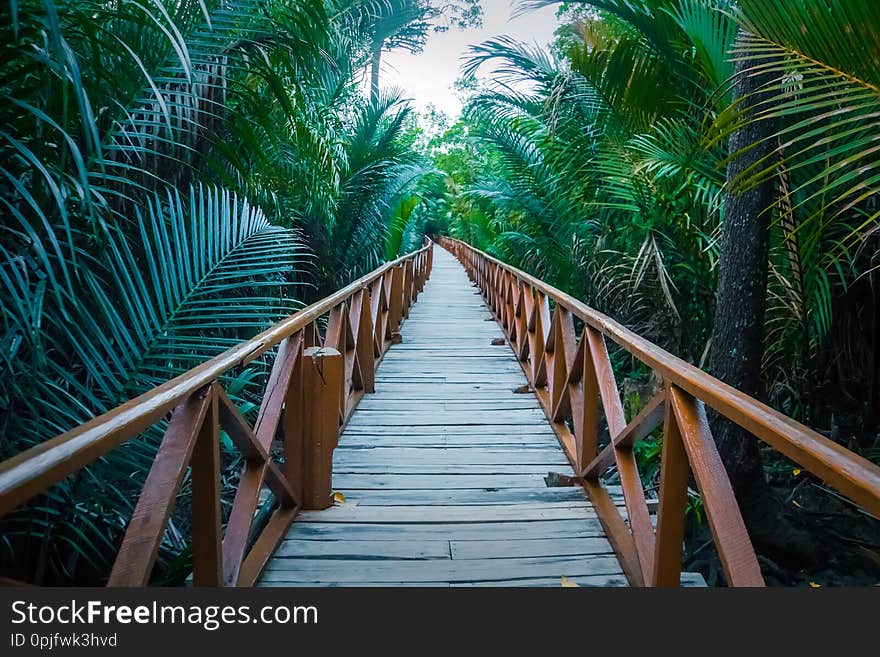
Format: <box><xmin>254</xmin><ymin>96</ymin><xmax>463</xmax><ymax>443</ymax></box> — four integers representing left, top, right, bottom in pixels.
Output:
<box><xmin>0</xmin><ymin>0</ymin><xmax>439</xmax><ymax>583</ymax></box>
<box><xmin>423</xmin><ymin>0</ymin><xmax>880</xmax><ymax>584</ymax></box>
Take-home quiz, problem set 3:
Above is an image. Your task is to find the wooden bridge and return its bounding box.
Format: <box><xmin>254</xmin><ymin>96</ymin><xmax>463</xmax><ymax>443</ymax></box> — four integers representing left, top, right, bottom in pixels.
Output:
<box><xmin>1</xmin><ymin>240</ymin><xmax>879</xmax><ymax>587</ymax></box>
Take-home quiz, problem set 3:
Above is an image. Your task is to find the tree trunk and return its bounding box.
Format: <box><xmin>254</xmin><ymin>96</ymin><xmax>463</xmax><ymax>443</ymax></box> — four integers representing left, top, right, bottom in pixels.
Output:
<box><xmin>708</xmin><ymin>50</ymin><xmax>778</xmax><ymax>498</ymax></box>
<box><xmin>370</xmin><ymin>42</ymin><xmax>383</xmax><ymax>103</ymax></box>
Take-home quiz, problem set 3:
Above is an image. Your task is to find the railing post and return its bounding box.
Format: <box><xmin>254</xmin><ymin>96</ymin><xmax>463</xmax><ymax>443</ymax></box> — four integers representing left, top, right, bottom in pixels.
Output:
<box><xmin>427</xmin><ymin>244</ymin><xmax>433</xmax><ymax>279</ymax></box>
<box><xmin>388</xmin><ymin>265</ymin><xmax>405</xmax><ymax>336</ymax></box>
<box><xmin>191</xmin><ymin>384</ymin><xmax>222</xmax><ymax>586</ymax></box>
<box><xmin>301</xmin><ymin>347</ymin><xmax>343</xmax><ymax>510</ymax></box>
<box><xmin>652</xmin><ymin>386</ymin><xmax>690</xmax><ymax>586</ymax></box>
<box><xmin>403</xmin><ymin>259</ymin><xmax>415</xmax><ymax>318</ymax></box>
<box><xmin>283</xmin><ymin>336</ymin><xmax>306</xmax><ymax>504</ymax></box>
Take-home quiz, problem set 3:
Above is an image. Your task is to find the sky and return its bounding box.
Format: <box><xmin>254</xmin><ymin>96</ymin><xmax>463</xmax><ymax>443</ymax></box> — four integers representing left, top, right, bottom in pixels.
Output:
<box><xmin>378</xmin><ymin>1</ymin><xmax>562</xmax><ymax>118</ymax></box>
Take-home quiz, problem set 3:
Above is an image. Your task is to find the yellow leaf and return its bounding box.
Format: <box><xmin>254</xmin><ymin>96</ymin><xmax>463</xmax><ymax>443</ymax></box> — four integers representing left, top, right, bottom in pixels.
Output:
<box><xmin>792</xmin><ymin>469</ymin><xmax>802</xmax><ymax>476</ymax></box>
<box><xmin>809</xmin><ymin>582</ymin><xmax>821</xmax><ymax>588</ymax></box>
<box><xmin>561</xmin><ymin>576</ymin><xmax>579</xmax><ymax>588</ymax></box>
<box><xmin>792</xmin><ymin>500</ymin><xmax>801</xmax><ymax>508</ymax></box>
<box><xmin>332</xmin><ymin>491</ymin><xmax>346</xmax><ymax>505</ymax></box>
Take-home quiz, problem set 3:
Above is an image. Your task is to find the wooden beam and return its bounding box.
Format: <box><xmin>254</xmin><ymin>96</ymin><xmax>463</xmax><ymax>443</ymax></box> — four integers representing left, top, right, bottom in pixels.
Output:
<box><xmin>652</xmin><ymin>390</ymin><xmax>691</xmax><ymax>587</ymax></box>
<box><xmin>668</xmin><ymin>386</ymin><xmax>764</xmax><ymax>586</ymax></box>
<box><xmin>191</xmin><ymin>385</ymin><xmax>222</xmax><ymax>586</ymax></box>
<box><xmin>301</xmin><ymin>347</ymin><xmax>343</xmax><ymax>510</ymax></box>
<box><xmin>583</xmin><ymin>389</ymin><xmax>666</xmax><ymax>478</ymax></box>
<box><xmin>108</xmin><ymin>388</ymin><xmax>212</xmax><ymax>587</ymax></box>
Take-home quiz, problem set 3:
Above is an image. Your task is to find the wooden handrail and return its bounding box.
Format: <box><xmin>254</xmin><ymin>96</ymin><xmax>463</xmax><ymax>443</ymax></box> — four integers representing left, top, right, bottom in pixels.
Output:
<box><xmin>0</xmin><ymin>241</ymin><xmax>434</xmax><ymax>586</ymax></box>
<box><xmin>440</xmin><ymin>236</ymin><xmax>880</xmax><ymax>587</ymax></box>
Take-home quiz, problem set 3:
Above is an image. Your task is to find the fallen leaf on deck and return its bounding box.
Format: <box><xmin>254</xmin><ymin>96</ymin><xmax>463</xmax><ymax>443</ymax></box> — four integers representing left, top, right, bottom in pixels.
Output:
<box><xmin>332</xmin><ymin>491</ymin><xmax>347</xmax><ymax>505</ymax></box>
<box><xmin>561</xmin><ymin>576</ymin><xmax>579</xmax><ymax>587</ymax></box>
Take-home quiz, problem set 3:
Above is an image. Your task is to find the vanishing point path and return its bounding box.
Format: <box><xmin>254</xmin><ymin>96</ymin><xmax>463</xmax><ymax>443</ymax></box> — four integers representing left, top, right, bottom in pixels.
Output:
<box><xmin>5</xmin><ymin>239</ymin><xmax>869</xmax><ymax>588</ymax></box>
<box><xmin>257</xmin><ymin>248</ymin><xmax>630</xmax><ymax>586</ymax></box>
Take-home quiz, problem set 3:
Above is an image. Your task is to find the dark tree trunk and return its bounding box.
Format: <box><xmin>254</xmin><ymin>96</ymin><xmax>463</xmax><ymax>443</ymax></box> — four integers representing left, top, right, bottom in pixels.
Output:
<box><xmin>870</xmin><ymin>266</ymin><xmax>880</xmax><ymax>429</ymax></box>
<box><xmin>708</xmin><ymin>51</ymin><xmax>778</xmax><ymax>498</ymax></box>
<box><xmin>370</xmin><ymin>42</ymin><xmax>383</xmax><ymax>103</ymax></box>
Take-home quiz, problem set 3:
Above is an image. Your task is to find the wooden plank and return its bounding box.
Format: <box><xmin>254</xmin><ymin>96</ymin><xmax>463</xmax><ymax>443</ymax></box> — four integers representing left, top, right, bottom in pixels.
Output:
<box><xmin>331</xmin><ymin>473</ymin><xmax>551</xmax><ymax>489</ymax></box>
<box><xmin>374</xmin><ymin>376</ymin><xmax>527</xmax><ymax>384</ymax></box>
<box><xmin>368</xmin><ymin>381</ymin><xmax>531</xmax><ymax>390</ymax></box>
<box><xmin>339</xmin><ymin>436</ymin><xmax>559</xmax><ymax>448</ymax></box>
<box><xmin>341</xmin><ymin>425</ymin><xmax>558</xmax><ymax>436</ymax></box>
<box><xmin>285</xmin><ymin>519</ymin><xmax>609</xmax><ymax>541</ymax></box>
<box><xmin>653</xmin><ymin>392</ymin><xmax>691</xmax><ymax>587</ymax></box>
<box><xmin>333</xmin><ymin>465</ymin><xmax>570</xmax><ymax>477</ymax></box>
<box><xmin>260</xmin><ymin>556</ymin><xmax>623</xmax><ymax>583</ymax></box>
<box><xmin>260</xmin><ymin>581</ymin><xmax>454</xmax><ymax>587</ymax></box>
<box><xmin>450</xmin><ymin>537</ymin><xmax>614</xmax><ymax>560</ymax></box>
<box><xmin>259</xmin><ymin>573</ymin><xmax>707</xmax><ymax>587</ymax></box>
<box><xmin>375</xmin><ymin>362</ymin><xmax>525</xmax><ymax>371</ymax></box>
<box><xmin>272</xmin><ymin>540</ymin><xmax>450</xmax><ymax>560</ymax></box>
<box><xmin>338</xmin><ymin>487</ymin><xmax>587</xmax><ymax>506</ymax></box>
<box><xmin>345</xmin><ymin>412</ymin><xmax>549</xmax><ymax>426</ymax></box>
<box><xmin>294</xmin><ymin>503</ymin><xmax>597</xmax><ymax>523</ymax></box>
<box><xmin>355</xmin><ymin>400</ymin><xmax>541</xmax><ymax>411</ymax></box>
<box><xmin>454</xmin><ymin>572</ymin><xmax>706</xmax><ymax>587</ymax></box>
<box><xmin>332</xmin><ymin>447</ymin><xmax>569</xmax><ymax>465</ymax></box>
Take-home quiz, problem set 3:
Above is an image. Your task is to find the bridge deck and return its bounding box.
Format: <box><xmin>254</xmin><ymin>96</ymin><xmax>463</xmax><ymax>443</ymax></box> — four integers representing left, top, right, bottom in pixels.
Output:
<box><xmin>259</xmin><ymin>248</ymin><xmax>629</xmax><ymax>586</ymax></box>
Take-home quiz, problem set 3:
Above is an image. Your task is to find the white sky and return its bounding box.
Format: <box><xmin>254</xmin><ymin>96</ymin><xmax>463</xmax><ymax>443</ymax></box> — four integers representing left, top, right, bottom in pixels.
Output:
<box><xmin>377</xmin><ymin>1</ymin><xmax>561</xmax><ymax>118</ymax></box>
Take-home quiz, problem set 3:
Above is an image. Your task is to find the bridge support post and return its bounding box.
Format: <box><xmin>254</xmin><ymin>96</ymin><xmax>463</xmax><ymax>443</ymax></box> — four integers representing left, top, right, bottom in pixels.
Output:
<box><xmin>388</xmin><ymin>265</ymin><xmax>405</xmax><ymax>337</ymax></box>
<box><xmin>300</xmin><ymin>347</ymin><xmax>343</xmax><ymax>510</ymax></box>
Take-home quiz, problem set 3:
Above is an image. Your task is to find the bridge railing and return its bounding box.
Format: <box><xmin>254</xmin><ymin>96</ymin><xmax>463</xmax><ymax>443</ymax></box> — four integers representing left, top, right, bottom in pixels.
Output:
<box><xmin>0</xmin><ymin>242</ymin><xmax>434</xmax><ymax>586</ymax></box>
<box><xmin>440</xmin><ymin>236</ymin><xmax>880</xmax><ymax>587</ymax></box>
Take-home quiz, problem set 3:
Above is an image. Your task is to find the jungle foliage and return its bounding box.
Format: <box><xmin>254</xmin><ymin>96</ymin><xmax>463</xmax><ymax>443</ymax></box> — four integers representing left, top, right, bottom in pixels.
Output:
<box><xmin>426</xmin><ymin>0</ymin><xmax>880</xmax><ymax>583</ymax></box>
<box><xmin>433</xmin><ymin>0</ymin><xmax>880</xmax><ymax>444</ymax></box>
<box><xmin>0</xmin><ymin>0</ymin><xmax>437</xmax><ymax>583</ymax></box>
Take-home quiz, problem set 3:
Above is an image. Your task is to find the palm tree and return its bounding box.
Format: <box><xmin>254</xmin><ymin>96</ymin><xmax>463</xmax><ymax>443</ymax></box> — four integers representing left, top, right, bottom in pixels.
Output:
<box><xmin>445</xmin><ymin>0</ymin><xmax>880</xmax><ymax>500</ymax></box>
<box><xmin>0</xmin><ymin>0</ymin><xmax>433</xmax><ymax>584</ymax></box>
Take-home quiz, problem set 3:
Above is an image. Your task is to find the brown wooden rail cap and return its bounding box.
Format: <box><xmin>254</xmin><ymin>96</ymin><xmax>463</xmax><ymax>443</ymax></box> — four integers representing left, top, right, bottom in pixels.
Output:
<box><xmin>439</xmin><ymin>237</ymin><xmax>880</xmax><ymax>520</ymax></box>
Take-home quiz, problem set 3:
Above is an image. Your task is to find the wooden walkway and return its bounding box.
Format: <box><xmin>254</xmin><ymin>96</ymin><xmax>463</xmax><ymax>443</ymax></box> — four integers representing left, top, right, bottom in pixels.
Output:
<box><xmin>6</xmin><ymin>240</ymin><xmax>872</xmax><ymax>587</ymax></box>
<box><xmin>258</xmin><ymin>248</ymin><xmax>631</xmax><ymax>586</ymax></box>
<box><xmin>6</xmin><ymin>238</ymin><xmax>876</xmax><ymax>588</ymax></box>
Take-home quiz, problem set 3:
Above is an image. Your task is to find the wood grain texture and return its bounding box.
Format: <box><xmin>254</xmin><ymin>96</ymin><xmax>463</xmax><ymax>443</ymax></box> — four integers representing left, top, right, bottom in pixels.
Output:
<box><xmin>668</xmin><ymin>386</ymin><xmax>764</xmax><ymax>586</ymax></box>
<box><xmin>108</xmin><ymin>388</ymin><xmax>212</xmax><ymax>586</ymax></box>
<box><xmin>652</xmin><ymin>391</ymin><xmax>691</xmax><ymax>586</ymax></box>
<box><xmin>258</xmin><ymin>248</ymin><xmax>629</xmax><ymax>587</ymax></box>
<box><xmin>190</xmin><ymin>387</ymin><xmax>222</xmax><ymax>586</ymax></box>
